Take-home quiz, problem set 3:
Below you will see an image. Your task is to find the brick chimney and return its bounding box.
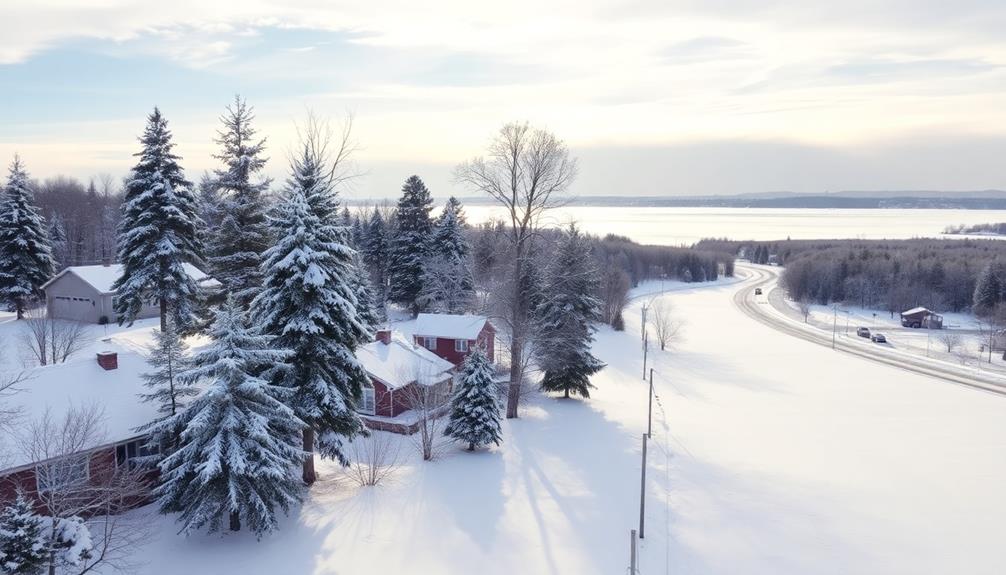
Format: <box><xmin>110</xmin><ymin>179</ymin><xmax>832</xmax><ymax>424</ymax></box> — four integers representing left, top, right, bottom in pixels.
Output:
<box><xmin>375</xmin><ymin>329</ymin><xmax>392</xmax><ymax>345</ymax></box>
<box><xmin>96</xmin><ymin>351</ymin><xmax>118</xmax><ymax>370</ymax></box>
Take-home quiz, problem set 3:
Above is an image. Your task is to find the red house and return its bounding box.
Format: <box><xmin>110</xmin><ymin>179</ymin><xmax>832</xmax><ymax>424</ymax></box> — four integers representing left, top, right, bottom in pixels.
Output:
<box><xmin>355</xmin><ymin>330</ymin><xmax>456</xmax><ymax>434</ymax></box>
<box><xmin>0</xmin><ymin>345</ymin><xmax>162</xmax><ymax>510</ymax></box>
<box><xmin>413</xmin><ymin>313</ymin><xmax>495</xmax><ymax>366</ymax></box>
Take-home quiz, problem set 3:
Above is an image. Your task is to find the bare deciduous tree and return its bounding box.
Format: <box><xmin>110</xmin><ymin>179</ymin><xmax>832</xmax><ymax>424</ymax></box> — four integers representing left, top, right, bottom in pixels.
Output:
<box><xmin>798</xmin><ymin>297</ymin><xmax>812</xmax><ymax>323</ymax></box>
<box><xmin>17</xmin><ymin>405</ymin><xmax>152</xmax><ymax>575</ymax></box>
<box><xmin>342</xmin><ymin>433</ymin><xmax>401</xmax><ymax>487</ymax></box>
<box><xmin>399</xmin><ymin>366</ymin><xmax>452</xmax><ymax>461</ymax></box>
<box><xmin>650</xmin><ymin>300</ymin><xmax>684</xmax><ymax>351</ymax></box>
<box><xmin>19</xmin><ymin>308</ymin><xmax>90</xmax><ymax>367</ymax></box>
<box><xmin>937</xmin><ymin>331</ymin><xmax>963</xmax><ymax>353</ymax></box>
<box><xmin>455</xmin><ymin>122</ymin><xmax>577</xmax><ymax>419</ymax></box>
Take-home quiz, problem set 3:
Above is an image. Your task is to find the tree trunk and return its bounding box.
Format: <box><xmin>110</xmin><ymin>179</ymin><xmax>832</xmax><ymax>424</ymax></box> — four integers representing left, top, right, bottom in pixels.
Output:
<box><xmin>302</xmin><ymin>427</ymin><xmax>317</xmax><ymax>485</ymax></box>
<box><xmin>159</xmin><ymin>298</ymin><xmax>167</xmax><ymax>332</ymax></box>
<box><xmin>564</xmin><ymin>389</ymin><xmax>569</xmax><ymax>399</ymax></box>
<box><xmin>468</xmin><ymin>442</ymin><xmax>474</xmax><ymax>452</ymax></box>
<box><xmin>506</xmin><ymin>241</ymin><xmax>525</xmax><ymax>419</ymax></box>
<box><xmin>229</xmin><ymin>511</ymin><xmax>241</xmax><ymax>532</ymax></box>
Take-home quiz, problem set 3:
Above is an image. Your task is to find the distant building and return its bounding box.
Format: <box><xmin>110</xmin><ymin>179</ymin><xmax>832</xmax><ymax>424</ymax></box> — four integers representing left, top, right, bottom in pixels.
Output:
<box><xmin>41</xmin><ymin>263</ymin><xmax>219</xmax><ymax>324</ymax></box>
<box><xmin>900</xmin><ymin>307</ymin><xmax>943</xmax><ymax>329</ymax></box>
<box><xmin>412</xmin><ymin>313</ymin><xmax>495</xmax><ymax>366</ymax></box>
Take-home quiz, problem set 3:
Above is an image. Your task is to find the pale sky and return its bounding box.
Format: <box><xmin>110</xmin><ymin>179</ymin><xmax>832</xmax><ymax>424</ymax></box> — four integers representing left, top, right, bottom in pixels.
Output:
<box><xmin>1</xmin><ymin>0</ymin><xmax>1005</xmax><ymax>198</ymax></box>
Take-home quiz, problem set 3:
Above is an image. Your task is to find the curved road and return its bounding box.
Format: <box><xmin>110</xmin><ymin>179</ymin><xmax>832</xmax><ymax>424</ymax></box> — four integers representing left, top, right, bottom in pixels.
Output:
<box><xmin>733</xmin><ymin>263</ymin><xmax>1006</xmax><ymax>397</ymax></box>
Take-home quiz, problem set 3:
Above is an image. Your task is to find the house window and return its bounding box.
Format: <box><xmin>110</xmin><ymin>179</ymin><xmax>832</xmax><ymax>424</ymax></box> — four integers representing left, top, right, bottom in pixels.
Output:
<box><xmin>361</xmin><ymin>383</ymin><xmax>376</xmax><ymax>415</ymax></box>
<box><xmin>36</xmin><ymin>454</ymin><xmax>89</xmax><ymax>492</ymax></box>
<box><xmin>421</xmin><ymin>336</ymin><xmax>437</xmax><ymax>350</ymax></box>
<box><xmin>455</xmin><ymin>339</ymin><xmax>469</xmax><ymax>352</ymax></box>
<box><xmin>115</xmin><ymin>439</ymin><xmax>160</xmax><ymax>470</ymax></box>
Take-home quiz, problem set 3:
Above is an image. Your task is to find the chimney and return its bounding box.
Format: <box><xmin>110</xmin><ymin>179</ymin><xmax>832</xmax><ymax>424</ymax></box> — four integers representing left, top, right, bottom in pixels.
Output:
<box><xmin>96</xmin><ymin>351</ymin><xmax>118</xmax><ymax>371</ymax></box>
<box><xmin>376</xmin><ymin>329</ymin><xmax>392</xmax><ymax>345</ymax></box>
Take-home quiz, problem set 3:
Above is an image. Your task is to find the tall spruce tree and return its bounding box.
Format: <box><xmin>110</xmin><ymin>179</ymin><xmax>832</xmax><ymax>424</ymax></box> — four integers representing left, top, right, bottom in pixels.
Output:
<box><xmin>47</xmin><ymin>214</ymin><xmax>68</xmax><ymax>271</ymax></box>
<box><xmin>388</xmin><ymin>175</ymin><xmax>434</xmax><ymax>315</ymax></box>
<box><xmin>113</xmin><ymin>108</ymin><xmax>204</xmax><ymax>331</ymax></box>
<box><xmin>536</xmin><ymin>226</ymin><xmax>605</xmax><ymax>398</ymax></box>
<box><xmin>419</xmin><ymin>196</ymin><xmax>475</xmax><ymax>313</ymax></box>
<box><xmin>152</xmin><ymin>299</ymin><xmax>303</xmax><ymax>536</ymax></box>
<box><xmin>137</xmin><ymin>318</ymin><xmax>195</xmax><ymax>421</ymax></box>
<box><xmin>0</xmin><ymin>493</ymin><xmax>46</xmax><ymax>575</ymax></box>
<box><xmin>973</xmin><ymin>262</ymin><xmax>1002</xmax><ymax>315</ymax></box>
<box><xmin>444</xmin><ymin>348</ymin><xmax>503</xmax><ymax>451</ymax></box>
<box><xmin>207</xmin><ymin>96</ymin><xmax>272</xmax><ymax>307</ymax></box>
<box><xmin>362</xmin><ymin>208</ymin><xmax>389</xmax><ymax>303</ymax></box>
<box><xmin>0</xmin><ymin>156</ymin><xmax>55</xmax><ymax>320</ymax></box>
<box><xmin>253</xmin><ymin>148</ymin><xmax>370</xmax><ymax>484</ymax></box>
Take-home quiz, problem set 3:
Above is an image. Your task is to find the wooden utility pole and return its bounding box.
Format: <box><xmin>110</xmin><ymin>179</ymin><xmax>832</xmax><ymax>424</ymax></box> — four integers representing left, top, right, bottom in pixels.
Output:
<box><xmin>647</xmin><ymin>368</ymin><xmax>654</xmax><ymax>438</ymax></box>
<box><xmin>639</xmin><ymin>433</ymin><xmax>648</xmax><ymax>539</ymax></box>
<box><xmin>641</xmin><ymin>304</ymin><xmax>648</xmax><ymax>343</ymax></box>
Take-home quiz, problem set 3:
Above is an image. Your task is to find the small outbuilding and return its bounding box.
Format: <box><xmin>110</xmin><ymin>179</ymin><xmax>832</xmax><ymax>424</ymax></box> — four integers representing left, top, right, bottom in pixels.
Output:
<box><xmin>41</xmin><ymin>263</ymin><xmax>219</xmax><ymax>324</ymax></box>
<box><xmin>900</xmin><ymin>307</ymin><xmax>943</xmax><ymax>329</ymax></box>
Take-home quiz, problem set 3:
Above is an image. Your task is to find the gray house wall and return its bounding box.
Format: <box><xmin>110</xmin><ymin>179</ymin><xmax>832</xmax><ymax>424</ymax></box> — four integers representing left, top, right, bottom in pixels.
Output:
<box><xmin>45</xmin><ymin>272</ymin><xmax>159</xmax><ymax>324</ymax></box>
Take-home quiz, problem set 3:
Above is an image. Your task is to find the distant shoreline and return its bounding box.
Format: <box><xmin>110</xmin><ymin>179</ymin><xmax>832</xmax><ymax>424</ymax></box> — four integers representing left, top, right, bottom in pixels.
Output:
<box><xmin>381</xmin><ymin>192</ymin><xmax>1006</xmax><ymax>210</ymax></box>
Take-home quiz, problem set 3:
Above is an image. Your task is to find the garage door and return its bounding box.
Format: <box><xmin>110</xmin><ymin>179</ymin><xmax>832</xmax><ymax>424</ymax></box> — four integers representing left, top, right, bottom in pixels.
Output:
<box><xmin>51</xmin><ymin>296</ymin><xmax>94</xmax><ymax>321</ymax></box>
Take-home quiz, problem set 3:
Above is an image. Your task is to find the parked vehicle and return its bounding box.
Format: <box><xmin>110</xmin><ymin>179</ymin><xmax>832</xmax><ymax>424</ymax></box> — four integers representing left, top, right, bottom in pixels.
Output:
<box><xmin>871</xmin><ymin>333</ymin><xmax>887</xmax><ymax>343</ymax></box>
<box><xmin>754</xmin><ymin>288</ymin><xmax>762</xmax><ymax>295</ymax></box>
<box><xmin>857</xmin><ymin>327</ymin><xmax>871</xmax><ymax>338</ymax></box>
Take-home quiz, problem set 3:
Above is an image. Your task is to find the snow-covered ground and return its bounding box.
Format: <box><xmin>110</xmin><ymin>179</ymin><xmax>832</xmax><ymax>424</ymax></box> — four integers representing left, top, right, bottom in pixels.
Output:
<box><xmin>5</xmin><ymin>273</ymin><xmax>1006</xmax><ymax>574</ymax></box>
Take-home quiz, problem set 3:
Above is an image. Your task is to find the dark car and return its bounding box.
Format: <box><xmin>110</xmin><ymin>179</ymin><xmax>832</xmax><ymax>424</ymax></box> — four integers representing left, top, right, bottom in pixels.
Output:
<box><xmin>871</xmin><ymin>333</ymin><xmax>887</xmax><ymax>343</ymax></box>
<box><xmin>857</xmin><ymin>327</ymin><xmax>871</xmax><ymax>338</ymax></box>
<box><xmin>754</xmin><ymin>288</ymin><xmax>763</xmax><ymax>295</ymax></box>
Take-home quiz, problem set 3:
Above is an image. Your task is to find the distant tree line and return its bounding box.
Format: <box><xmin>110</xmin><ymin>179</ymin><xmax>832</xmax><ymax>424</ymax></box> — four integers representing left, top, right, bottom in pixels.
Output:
<box><xmin>697</xmin><ymin>237</ymin><xmax>1006</xmax><ymax>314</ymax></box>
<box><xmin>944</xmin><ymin>222</ymin><xmax>1006</xmax><ymax>236</ymax></box>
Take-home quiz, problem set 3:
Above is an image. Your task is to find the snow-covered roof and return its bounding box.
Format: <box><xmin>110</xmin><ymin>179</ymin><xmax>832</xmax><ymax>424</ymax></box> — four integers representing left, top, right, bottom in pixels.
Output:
<box><xmin>41</xmin><ymin>263</ymin><xmax>220</xmax><ymax>294</ymax></box>
<box><xmin>902</xmin><ymin>307</ymin><xmax>934</xmax><ymax>316</ymax></box>
<box><xmin>2</xmin><ymin>341</ymin><xmax>160</xmax><ymax>470</ymax></box>
<box><xmin>413</xmin><ymin>313</ymin><xmax>491</xmax><ymax>340</ymax></box>
<box><xmin>356</xmin><ymin>334</ymin><xmax>454</xmax><ymax>390</ymax></box>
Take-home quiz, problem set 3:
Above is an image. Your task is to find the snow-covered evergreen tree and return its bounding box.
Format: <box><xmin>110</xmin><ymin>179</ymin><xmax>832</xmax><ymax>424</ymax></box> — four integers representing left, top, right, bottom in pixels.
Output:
<box><xmin>388</xmin><ymin>176</ymin><xmax>434</xmax><ymax>315</ymax></box>
<box><xmin>0</xmin><ymin>493</ymin><xmax>46</xmax><ymax>575</ymax></box>
<box><xmin>252</xmin><ymin>148</ymin><xmax>370</xmax><ymax>483</ymax></box>
<box><xmin>419</xmin><ymin>196</ymin><xmax>474</xmax><ymax>313</ymax></box>
<box><xmin>973</xmin><ymin>262</ymin><xmax>1002</xmax><ymax>315</ymax></box>
<box><xmin>113</xmin><ymin>108</ymin><xmax>204</xmax><ymax>332</ymax></box>
<box><xmin>152</xmin><ymin>299</ymin><xmax>303</xmax><ymax>536</ymax></box>
<box><xmin>47</xmin><ymin>214</ymin><xmax>68</xmax><ymax>271</ymax></box>
<box><xmin>0</xmin><ymin>156</ymin><xmax>55</xmax><ymax>320</ymax></box>
<box><xmin>362</xmin><ymin>208</ymin><xmax>389</xmax><ymax>303</ymax></box>
<box><xmin>137</xmin><ymin>318</ymin><xmax>195</xmax><ymax>421</ymax></box>
<box><xmin>444</xmin><ymin>348</ymin><xmax>502</xmax><ymax>451</ymax></box>
<box><xmin>536</xmin><ymin>226</ymin><xmax>605</xmax><ymax>398</ymax></box>
<box><xmin>207</xmin><ymin>96</ymin><xmax>272</xmax><ymax>307</ymax></box>
<box><xmin>433</xmin><ymin>196</ymin><xmax>468</xmax><ymax>261</ymax></box>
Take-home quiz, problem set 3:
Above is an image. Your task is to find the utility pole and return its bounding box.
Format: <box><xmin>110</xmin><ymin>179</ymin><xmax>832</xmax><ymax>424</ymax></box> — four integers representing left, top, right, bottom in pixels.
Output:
<box><xmin>641</xmin><ymin>304</ymin><xmax>648</xmax><ymax>344</ymax></box>
<box><xmin>832</xmin><ymin>305</ymin><xmax>838</xmax><ymax>349</ymax></box>
<box><xmin>629</xmin><ymin>530</ymin><xmax>638</xmax><ymax>574</ymax></box>
<box><xmin>642</xmin><ymin>332</ymin><xmax>649</xmax><ymax>380</ymax></box>
<box><xmin>639</xmin><ymin>433</ymin><xmax>647</xmax><ymax>539</ymax></box>
<box><xmin>647</xmin><ymin>368</ymin><xmax>654</xmax><ymax>438</ymax></box>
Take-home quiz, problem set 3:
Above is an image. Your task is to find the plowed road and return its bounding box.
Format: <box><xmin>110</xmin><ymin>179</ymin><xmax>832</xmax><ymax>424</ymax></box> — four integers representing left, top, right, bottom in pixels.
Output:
<box><xmin>733</xmin><ymin>263</ymin><xmax>1006</xmax><ymax>397</ymax></box>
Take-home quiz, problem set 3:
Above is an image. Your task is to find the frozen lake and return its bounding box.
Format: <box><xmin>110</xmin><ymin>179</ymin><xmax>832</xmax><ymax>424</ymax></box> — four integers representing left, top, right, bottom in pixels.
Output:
<box><xmin>463</xmin><ymin>205</ymin><xmax>1006</xmax><ymax>246</ymax></box>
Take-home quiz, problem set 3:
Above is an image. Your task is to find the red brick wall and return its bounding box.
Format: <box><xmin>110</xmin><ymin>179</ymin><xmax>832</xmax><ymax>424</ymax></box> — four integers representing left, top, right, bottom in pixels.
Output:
<box><xmin>414</xmin><ymin>322</ymin><xmax>495</xmax><ymax>367</ymax></box>
<box><xmin>373</xmin><ymin>378</ymin><xmax>394</xmax><ymax>417</ymax></box>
